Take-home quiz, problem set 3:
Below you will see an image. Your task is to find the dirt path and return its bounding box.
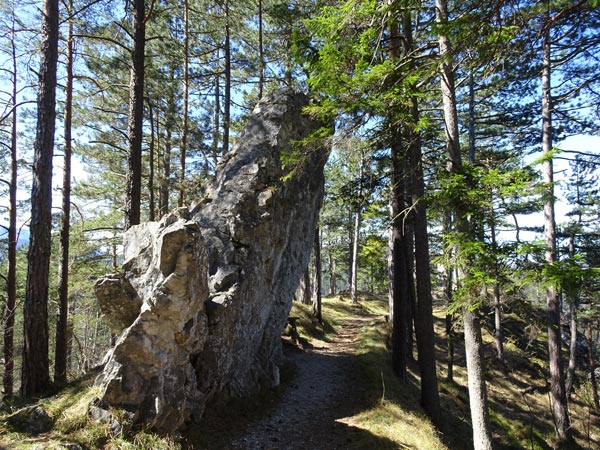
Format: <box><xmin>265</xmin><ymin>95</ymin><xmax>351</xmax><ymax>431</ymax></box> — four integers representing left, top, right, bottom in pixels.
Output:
<box><xmin>190</xmin><ymin>313</ymin><xmax>396</xmax><ymax>450</ymax></box>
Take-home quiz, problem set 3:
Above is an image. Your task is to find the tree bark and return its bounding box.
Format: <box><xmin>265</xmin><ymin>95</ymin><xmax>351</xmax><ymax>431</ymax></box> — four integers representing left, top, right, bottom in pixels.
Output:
<box><xmin>258</xmin><ymin>0</ymin><xmax>264</xmax><ymax>99</ymax></box>
<box><xmin>588</xmin><ymin>322</ymin><xmax>600</xmax><ymax>410</ymax></box>
<box><xmin>159</xmin><ymin>65</ymin><xmax>176</xmax><ymax>218</ymax></box>
<box><xmin>54</xmin><ymin>6</ymin><xmax>74</xmax><ymax>384</ymax></box>
<box><xmin>565</xmin><ymin>235</ymin><xmax>577</xmax><ymax>397</ymax></box>
<box><xmin>125</xmin><ymin>0</ymin><xmax>146</xmax><ymax>230</ymax></box>
<box><xmin>328</xmin><ymin>252</ymin><xmax>336</xmax><ymax>296</ymax></box>
<box><xmin>541</xmin><ymin>21</ymin><xmax>573</xmax><ymax>445</ymax></box>
<box><xmin>435</xmin><ymin>0</ymin><xmax>492</xmax><ymax>446</ymax></box>
<box><xmin>312</xmin><ymin>227</ymin><xmax>322</xmax><ymax>323</ymax></box>
<box><xmin>490</xmin><ymin>206</ymin><xmax>504</xmax><ymax>362</ymax></box>
<box><xmin>3</xmin><ymin>14</ymin><xmax>19</xmax><ymax>398</ymax></box>
<box><xmin>444</xmin><ymin>213</ymin><xmax>455</xmax><ymax>382</ymax></box>
<box><xmin>300</xmin><ymin>267</ymin><xmax>311</xmax><ymax>305</ymax></box>
<box><xmin>179</xmin><ymin>0</ymin><xmax>189</xmax><ymax>207</ymax></box>
<box><xmin>148</xmin><ymin>100</ymin><xmax>156</xmax><ymax>221</ymax></box>
<box><xmin>389</xmin><ymin>138</ymin><xmax>410</xmax><ymax>382</ymax></box>
<box><xmin>212</xmin><ymin>49</ymin><xmax>220</xmax><ymax>167</ymax></box>
<box><xmin>350</xmin><ymin>152</ymin><xmax>364</xmax><ymax>304</ymax></box>
<box><xmin>464</xmin><ymin>310</ymin><xmax>493</xmax><ymax>450</ymax></box>
<box><xmin>222</xmin><ymin>0</ymin><xmax>231</xmax><ymax>155</ymax></box>
<box><xmin>21</xmin><ymin>0</ymin><xmax>60</xmax><ymax>397</ymax></box>
<box><xmin>401</xmin><ymin>9</ymin><xmax>442</xmax><ymax>426</ymax></box>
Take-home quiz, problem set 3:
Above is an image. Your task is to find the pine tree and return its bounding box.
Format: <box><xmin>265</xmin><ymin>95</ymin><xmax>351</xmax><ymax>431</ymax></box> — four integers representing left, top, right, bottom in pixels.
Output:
<box><xmin>21</xmin><ymin>0</ymin><xmax>60</xmax><ymax>398</ymax></box>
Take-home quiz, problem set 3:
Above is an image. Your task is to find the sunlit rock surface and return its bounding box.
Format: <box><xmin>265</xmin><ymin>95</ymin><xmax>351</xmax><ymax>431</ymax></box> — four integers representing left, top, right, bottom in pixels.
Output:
<box><xmin>94</xmin><ymin>89</ymin><xmax>329</xmax><ymax>432</ymax></box>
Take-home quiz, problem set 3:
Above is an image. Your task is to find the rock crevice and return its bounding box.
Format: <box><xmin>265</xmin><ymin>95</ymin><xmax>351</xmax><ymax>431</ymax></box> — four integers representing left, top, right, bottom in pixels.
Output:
<box><xmin>94</xmin><ymin>89</ymin><xmax>328</xmax><ymax>432</ymax></box>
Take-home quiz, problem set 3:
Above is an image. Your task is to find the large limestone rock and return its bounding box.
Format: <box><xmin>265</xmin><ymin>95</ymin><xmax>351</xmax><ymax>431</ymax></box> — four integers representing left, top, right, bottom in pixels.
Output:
<box><xmin>94</xmin><ymin>89</ymin><xmax>328</xmax><ymax>432</ymax></box>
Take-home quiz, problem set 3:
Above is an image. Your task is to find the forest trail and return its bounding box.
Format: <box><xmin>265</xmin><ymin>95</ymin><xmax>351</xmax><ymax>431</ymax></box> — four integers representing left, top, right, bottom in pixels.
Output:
<box><xmin>191</xmin><ymin>309</ymin><xmax>397</xmax><ymax>450</ymax></box>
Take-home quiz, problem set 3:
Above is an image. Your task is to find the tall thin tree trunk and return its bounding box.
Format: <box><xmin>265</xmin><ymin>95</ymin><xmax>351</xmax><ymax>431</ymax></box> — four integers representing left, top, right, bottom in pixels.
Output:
<box><xmin>258</xmin><ymin>0</ymin><xmax>264</xmax><ymax>98</ymax></box>
<box><xmin>390</xmin><ymin>139</ymin><xmax>410</xmax><ymax>382</ymax></box>
<box><xmin>312</xmin><ymin>227</ymin><xmax>322</xmax><ymax>323</ymax></box>
<box><xmin>404</xmin><ymin>9</ymin><xmax>441</xmax><ymax>423</ymax></box>
<box><xmin>223</xmin><ymin>0</ymin><xmax>231</xmax><ymax>155</ymax></box>
<box><xmin>148</xmin><ymin>100</ymin><xmax>155</xmax><ymax>221</ymax></box>
<box><xmin>588</xmin><ymin>322</ymin><xmax>600</xmax><ymax>410</ymax></box>
<box><xmin>541</xmin><ymin>21</ymin><xmax>572</xmax><ymax>446</ymax></box>
<box><xmin>3</xmin><ymin>14</ymin><xmax>19</xmax><ymax>398</ymax></box>
<box><xmin>350</xmin><ymin>153</ymin><xmax>364</xmax><ymax>304</ymax></box>
<box><xmin>565</xmin><ymin>235</ymin><xmax>577</xmax><ymax>397</ymax></box>
<box><xmin>328</xmin><ymin>252</ymin><xmax>336</xmax><ymax>296</ymax></box>
<box><xmin>179</xmin><ymin>0</ymin><xmax>189</xmax><ymax>207</ymax></box>
<box><xmin>125</xmin><ymin>0</ymin><xmax>146</xmax><ymax>230</ymax></box>
<box><xmin>54</xmin><ymin>6</ymin><xmax>74</xmax><ymax>384</ymax></box>
<box><xmin>443</xmin><ymin>212</ymin><xmax>455</xmax><ymax>382</ymax></box>
<box><xmin>435</xmin><ymin>0</ymin><xmax>492</xmax><ymax>446</ymax></box>
<box><xmin>300</xmin><ymin>267</ymin><xmax>311</xmax><ymax>305</ymax></box>
<box><xmin>490</xmin><ymin>205</ymin><xmax>504</xmax><ymax>362</ymax></box>
<box><xmin>347</xmin><ymin>210</ymin><xmax>353</xmax><ymax>289</ymax></box>
<box><xmin>464</xmin><ymin>310</ymin><xmax>492</xmax><ymax>449</ymax></box>
<box><xmin>21</xmin><ymin>0</ymin><xmax>60</xmax><ymax>397</ymax></box>
<box><xmin>213</xmin><ymin>49</ymin><xmax>220</xmax><ymax>167</ymax></box>
<box><xmin>160</xmin><ymin>66</ymin><xmax>175</xmax><ymax>218</ymax></box>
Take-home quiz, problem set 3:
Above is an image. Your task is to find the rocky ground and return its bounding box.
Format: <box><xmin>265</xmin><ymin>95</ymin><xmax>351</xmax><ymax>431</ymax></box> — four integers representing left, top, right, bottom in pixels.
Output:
<box><xmin>189</xmin><ymin>314</ymin><xmax>396</xmax><ymax>450</ymax></box>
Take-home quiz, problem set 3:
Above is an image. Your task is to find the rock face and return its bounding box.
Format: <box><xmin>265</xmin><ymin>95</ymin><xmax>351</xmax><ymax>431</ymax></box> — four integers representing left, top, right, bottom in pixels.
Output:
<box><xmin>94</xmin><ymin>89</ymin><xmax>328</xmax><ymax>432</ymax></box>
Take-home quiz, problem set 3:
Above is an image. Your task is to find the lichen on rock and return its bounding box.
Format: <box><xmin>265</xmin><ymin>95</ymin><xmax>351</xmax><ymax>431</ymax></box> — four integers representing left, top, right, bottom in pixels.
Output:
<box><xmin>94</xmin><ymin>88</ymin><xmax>329</xmax><ymax>432</ymax></box>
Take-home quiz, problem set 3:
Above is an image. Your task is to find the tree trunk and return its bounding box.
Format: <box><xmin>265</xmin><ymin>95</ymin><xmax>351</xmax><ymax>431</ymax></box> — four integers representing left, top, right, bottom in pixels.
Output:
<box><xmin>222</xmin><ymin>0</ymin><xmax>231</xmax><ymax>155</ymax></box>
<box><xmin>402</xmin><ymin>14</ymin><xmax>440</xmax><ymax>424</ymax></box>
<box><xmin>588</xmin><ymin>322</ymin><xmax>600</xmax><ymax>410</ymax></box>
<box><xmin>389</xmin><ymin>138</ymin><xmax>410</xmax><ymax>382</ymax></box>
<box><xmin>258</xmin><ymin>0</ymin><xmax>264</xmax><ymax>99</ymax></box>
<box><xmin>464</xmin><ymin>310</ymin><xmax>493</xmax><ymax>450</ymax></box>
<box><xmin>179</xmin><ymin>0</ymin><xmax>189</xmax><ymax>207</ymax></box>
<box><xmin>350</xmin><ymin>152</ymin><xmax>364</xmax><ymax>304</ymax></box>
<box><xmin>212</xmin><ymin>49</ymin><xmax>220</xmax><ymax>167</ymax></box>
<box><xmin>21</xmin><ymin>0</ymin><xmax>60</xmax><ymax>397</ymax></box>
<box><xmin>565</xmin><ymin>299</ymin><xmax>577</xmax><ymax>397</ymax></box>
<box><xmin>54</xmin><ymin>7</ymin><xmax>74</xmax><ymax>385</ymax></box>
<box><xmin>148</xmin><ymin>100</ymin><xmax>156</xmax><ymax>221</ymax></box>
<box><xmin>347</xmin><ymin>210</ymin><xmax>353</xmax><ymax>290</ymax></box>
<box><xmin>328</xmin><ymin>252</ymin><xmax>336</xmax><ymax>296</ymax></box>
<box><xmin>435</xmin><ymin>0</ymin><xmax>492</xmax><ymax>446</ymax></box>
<box><xmin>312</xmin><ymin>227</ymin><xmax>322</xmax><ymax>323</ymax></box>
<box><xmin>125</xmin><ymin>0</ymin><xmax>146</xmax><ymax>230</ymax></box>
<box><xmin>444</xmin><ymin>213</ymin><xmax>454</xmax><ymax>382</ymax></box>
<box><xmin>541</xmin><ymin>22</ymin><xmax>573</xmax><ymax>446</ymax></box>
<box><xmin>490</xmin><ymin>207</ymin><xmax>504</xmax><ymax>362</ymax></box>
<box><xmin>300</xmin><ymin>267</ymin><xmax>311</xmax><ymax>305</ymax></box>
<box><xmin>3</xmin><ymin>14</ymin><xmax>19</xmax><ymax>398</ymax></box>
<box><xmin>350</xmin><ymin>210</ymin><xmax>361</xmax><ymax>304</ymax></box>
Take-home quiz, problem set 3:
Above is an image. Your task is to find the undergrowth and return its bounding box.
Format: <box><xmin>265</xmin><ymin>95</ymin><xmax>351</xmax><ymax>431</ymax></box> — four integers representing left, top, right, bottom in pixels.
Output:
<box><xmin>1</xmin><ymin>293</ymin><xmax>598</xmax><ymax>449</ymax></box>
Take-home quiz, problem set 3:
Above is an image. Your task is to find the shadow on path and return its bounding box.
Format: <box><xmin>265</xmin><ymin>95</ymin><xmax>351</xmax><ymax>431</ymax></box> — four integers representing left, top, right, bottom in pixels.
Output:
<box><xmin>187</xmin><ymin>315</ymin><xmax>398</xmax><ymax>450</ymax></box>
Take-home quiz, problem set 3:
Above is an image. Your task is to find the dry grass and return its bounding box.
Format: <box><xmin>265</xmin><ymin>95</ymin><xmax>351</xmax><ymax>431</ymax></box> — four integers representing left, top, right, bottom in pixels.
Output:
<box><xmin>2</xmin><ymin>293</ymin><xmax>597</xmax><ymax>449</ymax></box>
<box><xmin>0</xmin><ymin>372</ymin><xmax>180</xmax><ymax>450</ymax></box>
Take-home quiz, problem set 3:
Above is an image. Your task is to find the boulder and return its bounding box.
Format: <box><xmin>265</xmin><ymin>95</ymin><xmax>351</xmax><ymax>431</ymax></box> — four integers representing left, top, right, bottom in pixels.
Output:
<box><xmin>94</xmin><ymin>88</ymin><xmax>329</xmax><ymax>432</ymax></box>
<box><xmin>3</xmin><ymin>404</ymin><xmax>53</xmax><ymax>434</ymax></box>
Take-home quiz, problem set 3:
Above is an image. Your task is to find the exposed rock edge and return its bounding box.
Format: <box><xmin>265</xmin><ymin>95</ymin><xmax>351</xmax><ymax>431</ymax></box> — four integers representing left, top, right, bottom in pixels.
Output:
<box><xmin>94</xmin><ymin>89</ymin><xmax>329</xmax><ymax>432</ymax></box>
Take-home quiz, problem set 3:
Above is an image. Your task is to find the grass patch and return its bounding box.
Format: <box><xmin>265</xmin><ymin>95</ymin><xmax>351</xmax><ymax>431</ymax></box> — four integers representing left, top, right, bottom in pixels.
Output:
<box><xmin>0</xmin><ymin>371</ymin><xmax>180</xmax><ymax>450</ymax></box>
<box><xmin>321</xmin><ymin>294</ymin><xmax>450</xmax><ymax>450</ymax></box>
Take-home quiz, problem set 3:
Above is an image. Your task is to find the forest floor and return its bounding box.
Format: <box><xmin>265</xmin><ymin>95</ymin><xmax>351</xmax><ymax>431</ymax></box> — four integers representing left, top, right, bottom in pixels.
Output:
<box><xmin>186</xmin><ymin>297</ymin><xmax>445</xmax><ymax>450</ymax></box>
<box><xmin>188</xmin><ymin>312</ymin><xmax>393</xmax><ymax>450</ymax></box>
<box><xmin>2</xmin><ymin>295</ymin><xmax>598</xmax><ymax>449</ymax></box>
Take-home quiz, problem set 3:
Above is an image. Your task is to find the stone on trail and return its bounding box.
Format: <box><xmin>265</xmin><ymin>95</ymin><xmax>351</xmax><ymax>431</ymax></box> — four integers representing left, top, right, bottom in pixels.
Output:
<box><xmin>94</xmin><ymin>89</ymin><xmax>329</xmax><ymax>432</ymax></box>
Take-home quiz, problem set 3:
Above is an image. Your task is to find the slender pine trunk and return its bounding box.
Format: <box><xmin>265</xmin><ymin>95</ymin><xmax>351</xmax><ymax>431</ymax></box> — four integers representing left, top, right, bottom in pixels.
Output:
<box><xmin>125</xmin><ymin>0</ymin><xmax>146</xmax><ymax>229</ymax></box>
<box><xmin>54</xmin><ymin>6</ymin><xmax>74</xmax><ymax>384</ymax></box>
<box><xmin>3</xmin><ymin>13</ymin><xmax>19</xmax><ymax>398</ymax></box>
<box><xmin>541</xmin><ymin>21</ymin><xmax>572</xmax><ymax>445</ymax></box>
<box><xmin>21</xmin><ymin>0</ymin><xmax>60</xmax><ymax>397</ymax></box>
<box><xmin>179</xmin><ymin>0</ymin><xmax>189</xmax><ymax>207</ymax></box>
<box><xmin>435</xmin><ymin>0</ymin><xmax>492</xmax><ymax>446</ymax></box>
